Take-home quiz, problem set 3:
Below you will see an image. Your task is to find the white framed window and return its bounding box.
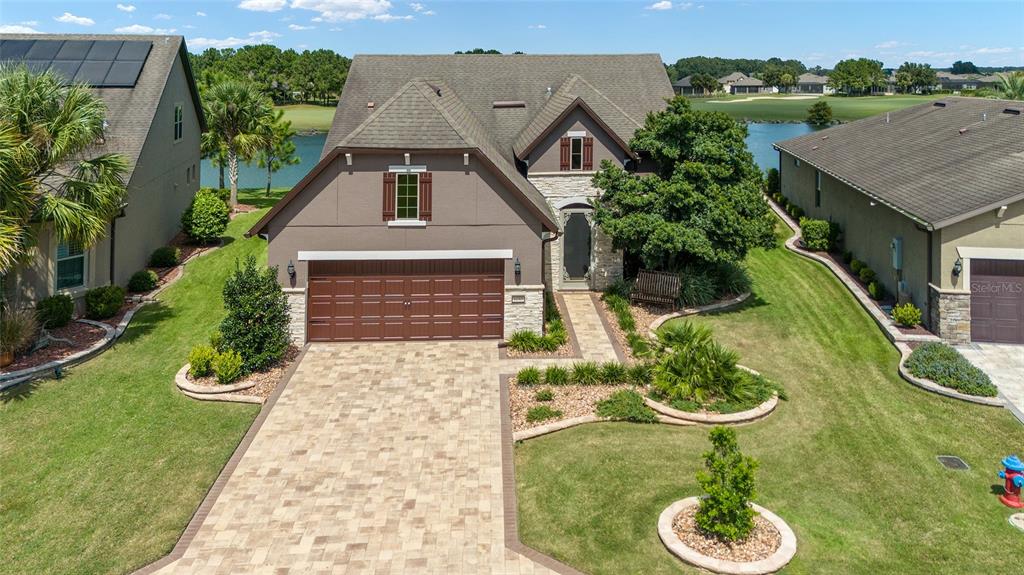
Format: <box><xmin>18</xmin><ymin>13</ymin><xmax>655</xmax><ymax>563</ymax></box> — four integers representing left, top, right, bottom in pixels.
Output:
<box><xmin>173</xmin><ymin>103</ymin><xmax>183</xmax><ymax>142</ymax></box>
<box><xmin>396</xmin><ymin>173</ymin><xmax>419</xmax><ymax>220</ymax></box>
<box><xmin>794</xmin><ymin>157</ymin><xmax>801</xmax><ymax>167</ymax></box>
<box><xmin>570</xmin><ymin>137</ymin><xmax>583</xmax><ymax>170</ymax></box>
<box><xmin>56</xmin><ymin>240</ymin><xmax>86</xmax><ymax>291</ymax></box>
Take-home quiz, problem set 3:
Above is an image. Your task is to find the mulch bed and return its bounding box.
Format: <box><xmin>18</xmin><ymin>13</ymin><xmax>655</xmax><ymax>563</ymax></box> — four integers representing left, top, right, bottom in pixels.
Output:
<box><xmin>672</xmin><ymin>505</ymin><xmax>781</xmax><ymax>563</ymax></box>
<box><xmin>4</xmin><ymin>322</ymin><xmax>108</xmax><ymax>372</ymax></box>
<box><xmin>186</xmin><ymin>346</ymin><xmax>300</xmax><ymax>400</ymax></box>
<box><xmin>509</xmin><ymin>377</ymin><xmax>631</xmax><ymax>432</ymax></box>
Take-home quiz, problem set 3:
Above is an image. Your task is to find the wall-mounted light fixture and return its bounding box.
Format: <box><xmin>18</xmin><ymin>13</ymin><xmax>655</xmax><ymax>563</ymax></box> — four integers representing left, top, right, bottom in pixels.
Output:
<box><xmin>404</xmin><ymin>153</ymin><xmax>411</xmax><ymax>165</ymax></box>
<box><xmin>514</xmin><ymin>257</ymin><xmax>521</xmax><ymax>279</ymax></box>
<box><xmin>952</xmin><ymin>258</ymin><xmax>963</xmax><ymax>277</ymax></box>
<box><xmin>287</xmin><ymin>260</ymin><xmax>296</xmax><ymax>279</ymax></box>
<box><xmin>997</xmin><ymin>205</ymin><xmax>1007</xmax><ymax>218</ymax></box>
<box><xmin>345</xmin><ymin>153</ymin><xmax>352</xmax><ymax>166</ymax></box>
<box><xmin>463</xmin><ymin>153</ymin><xmax>470</xmax><ymax>166</ymax></box>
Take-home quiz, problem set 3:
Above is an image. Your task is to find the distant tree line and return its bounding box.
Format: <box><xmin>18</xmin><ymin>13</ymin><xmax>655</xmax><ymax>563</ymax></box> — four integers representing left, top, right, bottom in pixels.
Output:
<box><xmin>665</xmin><ymin>56</ymin><xmax>806</xmax><ymax>83</ymax></box>
<box><xmin>189</xmin><ymin>45</ymin><xmax>350</xmax><ymax>105</ymax></box>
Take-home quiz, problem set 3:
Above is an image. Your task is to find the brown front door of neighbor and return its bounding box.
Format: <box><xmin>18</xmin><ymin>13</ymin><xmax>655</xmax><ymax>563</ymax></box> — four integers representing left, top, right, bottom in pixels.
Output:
<box><xmin>970</xmin><ymin>259</ymin><xmax>1024</xmax><ymax>344</ymax></box>
<box><xmin>306</xmin><ymin>259</ymin><xmax>504</xmax><ymax>342</ymax></box>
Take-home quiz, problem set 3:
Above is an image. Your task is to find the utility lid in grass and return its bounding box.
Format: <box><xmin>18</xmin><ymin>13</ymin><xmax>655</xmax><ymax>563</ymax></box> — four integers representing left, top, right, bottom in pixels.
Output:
<box><xmin>936</xmin><ymin>455</ymin><xmax>969</xmax><ymax>470</ymax></box>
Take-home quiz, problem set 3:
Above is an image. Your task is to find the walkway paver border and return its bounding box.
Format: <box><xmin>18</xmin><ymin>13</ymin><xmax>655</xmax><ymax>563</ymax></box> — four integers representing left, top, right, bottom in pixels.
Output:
<box><xmin>130</xmin><ymin>344</ymin><xmax>309</xmax><ymax>575</ymax></box>
<box><xmin>173</xmin><ymin>363</ymin><xmax>263</xmax><ymax>404</ymax></box>
<box><xmin>589</xmin><ymin>292</ymin><xmax>629</xmax><ymax>362</ymax></box>
<box><xmin>499</xmin><ymin>292</ymin><xmax>583</xmax><ymax>360</ymax></box>
<box><xmin>658</xmin><ymin>497</ymin><xmax>797</xmax><ymax>575</ymax></box>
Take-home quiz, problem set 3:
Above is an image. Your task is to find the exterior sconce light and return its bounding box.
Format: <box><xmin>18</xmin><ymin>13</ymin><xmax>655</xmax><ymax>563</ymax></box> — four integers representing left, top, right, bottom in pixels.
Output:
<box><xmin>287</xmin><ymin>260</ymin><xmax>296</xmax><ymax>278</ymax></box>
<box><xmin>404</xmin><ymin>153</ymin><xmax>411</xmax><ymax>165</ymax></box>
<box><xmin>952</xmin><ymin>258</ymin><xmax>962</xmax><ymax>277</ymax></box>
<box><xmin>514</xmin><ymin>257</ymin><xmax>521</xmax><ymax>278</ymax></box>
<box><xmin>345</xmin><ymin>153</ymin><xmax>352</xmax><ymax>166</ymax></box>
<box><xmin>463</xmin><ymin>153</ymin><xmax>470</xmax><ymax>166</ymax></box>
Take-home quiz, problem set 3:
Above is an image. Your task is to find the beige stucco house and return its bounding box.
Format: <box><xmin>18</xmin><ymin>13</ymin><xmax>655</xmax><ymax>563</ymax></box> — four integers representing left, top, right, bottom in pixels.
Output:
<box><xmin>0</xmin><ymin>34</ymin><xmax>204</xmax><ymax>307</ymax></box>
<box><xmin>248</xmin><ymin>54</ymin><xmax>673</xmax><ymax>343</ymax></box>
<box><xmin>776</xmin><ymin>97</ymin><xmax>1024</xmax><ymax>344</ymax></box>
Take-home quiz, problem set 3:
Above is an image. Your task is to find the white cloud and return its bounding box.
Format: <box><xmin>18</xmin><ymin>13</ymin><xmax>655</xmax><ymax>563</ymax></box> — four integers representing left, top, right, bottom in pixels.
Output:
<box><xmin>647</xmin><ymin>1</ymin><xmax>672</xmax><ymax>9</ymax></box>
<box><xmin>974</xmin><ymin>46</ymin><xmax>1013</xmax><ymax>54</ymax></box>
<box><xmin>20</xmin><ymin>20</ymin><xmax>39</xmax><ymax>26</ymax></box>
<box><xmin>678</xmin><ymin>2</ymin><xmax>694</xmax><ymax>9</ymax></box>
<box><xmin>238</xmin><ymin>0</ymin><xmax>287</xmax><ymax>12</ymax></box>
<box><xmin>154</xmin><ymin>13</ymin><xmax>172</xmax><ymax>20</ymax></box>
<box><xmin>874</xmin><ymin>40</ymin><xmax>905</xmax><ymax>49</ymax></box>
<box><xmin>189</xmin><ymin>36</ymin><xmax>251</xmax><ymax>49</ymax></box>
<box><xmin>291</xmin><ymin>0</ymin><xmax>393</xmax><ymax>22</ymax></box>
<box><xmin>373</xmin><ymin>13</ymin><xmax>413</xmax><ymax>21</ymax></box>
<box><xmin>528</xmin><ymin>24</ymin><xmax>546</xmax><ymax>29</ymax></box>
<box><xmin>116</xmin><ymin>3</ymin><xmax>136</xmax><ymax>13</ymax></box>
<box><xmin>288</xmin><ymin>23</ymin><xmax>315</xmax><ymax>30</ymax></box>
<box><xmin>54</xmin><ymin>12</ymin><xmax>95</xmax><ymax>26</ymax></box>
<box><xmin>183</xmin><ymin>24</ymin><xmax>196</xmax><ymax>29</ymax></box>
<box><xmin>196</xmin><ymin>11</ymin><xmax>207</xmax><ymax>16</ymax></box>
<box><xmin>114</xmin><ymin>24</ymin><xmax>176</xmax><ymax>34</ymax></box>
<box><xmin>248</xmin><ymin>29</ymin><xmax>282</xmax><ymax>41</ymax></box>
<box><xmin>0</xmin><ymin>24</ymin><xmax>41</xmax><ymax>33</ymax></box>
<box><xmin>410</xmin><ymin>3</ymin><xmax>434</xmax><ymax>14</ymax></box>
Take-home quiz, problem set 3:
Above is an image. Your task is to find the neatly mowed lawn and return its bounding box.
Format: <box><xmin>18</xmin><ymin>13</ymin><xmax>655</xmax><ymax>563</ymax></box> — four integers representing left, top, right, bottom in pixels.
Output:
<box><xmin>515</xmin><ymin>220</ymin><xmax>1024</xmax><ymax>574</ymax></box>
<box><xmin>276</xmin><ymin>103</ymin><xmax>336</xmax><ymax>132</ymax></box>
<box><xmin>0</xmin><ymin>189</ymin><xmax>286</xmax><ymax>575</ymax></box>
<box><xmin>690</xmin><ymin>94</ymin><xmax>943</xmax><ymax>122</ymax></box>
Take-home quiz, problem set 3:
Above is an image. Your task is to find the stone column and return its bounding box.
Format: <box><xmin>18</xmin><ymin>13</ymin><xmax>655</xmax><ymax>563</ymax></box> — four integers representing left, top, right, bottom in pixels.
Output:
<box><xmin>283</xmin><ymin>287</ymin><xmax>306</xmax><ymax>345</ymax></box>
<box><xmin>504</xmin><ymin>284</ymin><xmax>544</xmax><ymax>339</ymax></box>
<box><xmin>928</xmin><ymin>284</ymin><xmax>971</xmax><ymax>344</ymax></box>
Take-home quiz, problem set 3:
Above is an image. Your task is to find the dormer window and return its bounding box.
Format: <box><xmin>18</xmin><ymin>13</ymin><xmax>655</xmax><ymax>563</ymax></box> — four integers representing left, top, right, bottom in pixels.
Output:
<box><xmin>570</xmin><ymin>137</ymin><xmax>583</xmax><ymax>170</ymax></box>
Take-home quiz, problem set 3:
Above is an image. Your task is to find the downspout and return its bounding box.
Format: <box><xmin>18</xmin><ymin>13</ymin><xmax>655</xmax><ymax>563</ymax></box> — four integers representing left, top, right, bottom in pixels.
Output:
<box><xmin>542</xmin><ymin>229</ymin><xmax>561</xmax><ymax>291</ymax></box>
<box><xmin>109</xmin><ymin>206</ymin><xmax>127</xmax><ymax>286</ymax></box>
<box><xmin>926</xmin><ymin>229</ymin><xmax>934</xmax><ymax>329</ymax></box>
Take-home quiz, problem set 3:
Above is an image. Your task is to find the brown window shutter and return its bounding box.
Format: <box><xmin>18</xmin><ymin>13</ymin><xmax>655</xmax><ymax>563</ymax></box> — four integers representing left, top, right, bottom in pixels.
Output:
<box><xmin>382</xmin><ymin>171</ymin><xmax>396</xmax><ymax>221</ymax></box>
<box><xmin>419</xmin><ymin>172</ymin><xmax>432</xmax><ymax>221</ymax></box>
<box><xmin>559</xmin><ymin>137</ymin><xmax>570</xmax><ymax>171</ymax></box>
<box><xmin>582</xmin><ymin>137</ymin><xmax>594</xmax><ymax>170</ymax></box>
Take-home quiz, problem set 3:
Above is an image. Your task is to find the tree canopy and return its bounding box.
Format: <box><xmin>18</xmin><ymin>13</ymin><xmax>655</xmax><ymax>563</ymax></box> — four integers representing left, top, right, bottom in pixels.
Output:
<box><xmin>189</xmin><ymin>45</ymin><xmax>350</xmax><ymax>105</ymax></box>
<box><xmin>951</xmin><ymin>60</ymin><xmax>979</xmax><ymax>75</ymax></box>
<box><xmin>895</xmin><ymin>62</ymin><xmax>938</xmax><ymax>93</ymax></box>
<box><xmin>593</xmin><ymin>97</ymin><xmax>775</xmax><ymax>273</ymax></box>
<box><xmin>667</xmin><ymin>56</ymin><xmax>806</xmax><ymax>82</ymax></box>
<box><xmin>806</xmin><ymin>100</ymin><xmax>833</xmax><ymax>126</ymax></box>
<box><xmin>828</xmin><ymin>58</ymin><xmax>886</xmax><ymax>94</ymax></box>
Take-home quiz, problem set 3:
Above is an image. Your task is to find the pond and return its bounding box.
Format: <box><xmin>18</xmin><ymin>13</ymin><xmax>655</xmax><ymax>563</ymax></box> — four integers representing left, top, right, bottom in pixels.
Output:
<box><xmin>199</xmin><ymin>123</ymin><xmax>813</xmax><ymax>189</ymax></box>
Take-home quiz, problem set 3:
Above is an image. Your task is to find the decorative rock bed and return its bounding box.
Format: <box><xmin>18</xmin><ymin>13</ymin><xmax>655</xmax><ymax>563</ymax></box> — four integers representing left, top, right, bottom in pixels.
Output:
<box><xmin>175</xmin><ymin>364</ymin><xmax>263</xmax><ymax>404</ymax></box>
<box><xmin>658</xmin><ymin>497</ymin><xmax>797</xmax><ymax>575</ymax></box>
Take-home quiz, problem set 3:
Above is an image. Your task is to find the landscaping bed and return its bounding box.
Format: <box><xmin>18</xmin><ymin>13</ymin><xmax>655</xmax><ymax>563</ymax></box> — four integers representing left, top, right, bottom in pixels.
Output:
<box><xmin>183</xmin><ymin>345</ymin><xmax>300</xmax><ymax>401</ymax></box>
<box><xmin>504</xmin><ymin>293</ymin><xmax>576</xmax><ymax>358</ymax></box>
<box><xmin>904</xmin><ymin>342</ymin><xmax>997</xmax><ymax>397</ymax></box>
<box><xmin>672</xmin><ymin>504</ymin><xmax>780</xmax><ymax>563</ymax></box>
<box><xmin>509</xmin><ymin>381</ymin><xmax>634</xmax><ymax>432</ymax></box>
<box><xmin>3</xmin><ymin>321</ymin><xmax>108</xmax><ymax>372</ymax></box>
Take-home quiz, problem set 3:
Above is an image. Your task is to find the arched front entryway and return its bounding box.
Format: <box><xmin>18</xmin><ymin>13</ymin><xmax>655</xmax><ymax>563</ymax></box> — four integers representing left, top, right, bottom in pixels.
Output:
<box><xmin>559</xmin><ymin>200</ymin><xmax>594</xmax><ymax>290</ymax></box>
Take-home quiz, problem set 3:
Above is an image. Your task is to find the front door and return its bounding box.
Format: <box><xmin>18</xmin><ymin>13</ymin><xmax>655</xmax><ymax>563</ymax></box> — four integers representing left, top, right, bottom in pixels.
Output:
<box><xmin>563</xmin><ymin>211</ymin><xmax>591</xmax><ymax>285</ymax></box>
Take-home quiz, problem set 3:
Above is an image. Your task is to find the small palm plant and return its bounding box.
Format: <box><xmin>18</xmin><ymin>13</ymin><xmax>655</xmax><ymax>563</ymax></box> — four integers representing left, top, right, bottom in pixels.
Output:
<box><xmin>999</xmin><ymin>71</ymin><xmax>1024</xmax><ymax>101</ymax></box>
<box><xmin>651</xmin><ymin>321</ymin><xmax>753</xmax><ymax>404</ymax></box>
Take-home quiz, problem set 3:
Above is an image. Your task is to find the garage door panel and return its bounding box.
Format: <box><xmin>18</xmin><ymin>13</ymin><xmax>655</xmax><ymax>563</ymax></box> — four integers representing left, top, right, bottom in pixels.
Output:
<box><xmin>433</xmin><ymin>278</ymin><xmax>455</xmax><ymax>296</ymax></box>
<box><xmin>432</xmin><ymin>299</ymin><xmax>454</xmax><ymax>318</ymax></box>
<box><xmin>481</xmin><ymin>277</ymin><xmax>504</xmax><ymax>295</ymax></box>
<box><xmin>381</xmin><ymin>300</ymin><xmax>405</xmax><ymax>318</ymax></box>
<box><xmin>970</xmin><ymin>260</ymin><xmax>1023</xmax><ymax>344</ymax></box>
<box><xmin>358</xmin><ymin>279</ymin><xmax>383</xmax><ymax>297</ymax></box>
<box><xmin>481</xmin><ymin>297</ymin><xmax>503</xmax><ymax>316</ymax></box>
<box><xmin>409</xmin><ymin>278</ymin><xmax>432</xmax><ymax>296</ymax></box>
<box><xmin>308</xmin><ymin>299</ymin><xmax>334</xmax><ymax>321</ymax></box>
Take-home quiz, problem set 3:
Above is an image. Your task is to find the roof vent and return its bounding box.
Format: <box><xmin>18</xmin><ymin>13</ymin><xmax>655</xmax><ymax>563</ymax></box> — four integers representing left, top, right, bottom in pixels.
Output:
<box><xmin>958</xmin><ymin>127</ymin><xmax>968</xmax><ymax>135</ymax></box>
<box><xmin>821</xmin><ymin>135</ymin><xmax>829</xmax><ymax>140</ymax></box>
<box><xmin>933</xmin><ymin>101</ymin><xmax>947</xmax><ymax>108</ymax></box>
<box><xmin>546</xmin><ymin>86</ymin><xmax>552</xmax><ymax>98</ymax></box>
<box><xmin>367</xmin><ymin>101</ymin><xmax>374</xmax><ymax>109</ymax></box>
<box><xmin>1004</xmin><ymin>107</ymin><xmax>1022</xmax><ymax>116</ymax></box>
<box><xmin>493</xmin><ymin>100</ymin><xmax>526</xmax><ymax>109</ymax></box>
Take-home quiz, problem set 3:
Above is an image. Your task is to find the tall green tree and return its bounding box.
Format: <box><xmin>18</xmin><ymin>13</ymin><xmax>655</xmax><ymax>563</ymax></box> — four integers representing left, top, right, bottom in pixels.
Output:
<box><xmin>828</xmin><ymin>58</ymin><xmax>886</xmax><ymax>95</ymax></box>
<box><xmin>593</xmin><ymin>97</ymin><xmax>775</xmax><ymax>272</ymax></box>
<box><xmin>690</xmin><ymin>73</ymin><xmax>719</xmax><ymax>96</ymax></box>
<box><xmin>895</xmin><ymin>62</ymin><xmax>938</xmax><ymax>93</ymax></box>
<box><xmin>951</xmin><ymin>60</ymin><xmax>979</xmax><ymax>75</ymax></box>
<box><xmin>999</xmin><ymin>71</ymin><xmax>1024</xmax><ymax>100</ymax></box>
<box><xmin>0</xmin><ymin>66</ymin><xmax>128</xmax><ymax>275</ymax></box>
<box><xmin>255</xmin><ymin>109</ymin><xmax>300</xmax><ymax>196</ymax></box>
<box><xmin>806</xmin><ymin>100</ymin><xmax>833</xmax><ymax>125</ymax></box>
<box><xmin>204</xmin><ymin>80</ymin><xmax>273</xmax><ymax>206</ymax></box>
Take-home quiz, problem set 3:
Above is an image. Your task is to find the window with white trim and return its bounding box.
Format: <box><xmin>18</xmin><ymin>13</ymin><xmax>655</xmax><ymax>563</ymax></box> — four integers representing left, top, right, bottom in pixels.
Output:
<box><xmin>396</xmin><ymin>173</ymin><xmax>419</xmax><ymax>220</ymax></box>
<box><xmin>56</xmin><ymin>240</ymin><xmax>86</xmax><ymax>290</ymax></box>
<box><xmin>570</xmin><ymin>137</ymin><xmax>583</xmax><ymax>170</ymax></box>
<box><xmin>173</xmin><ymin>103</ymin><xmax>183</xmax><ymax>142</ymax></box>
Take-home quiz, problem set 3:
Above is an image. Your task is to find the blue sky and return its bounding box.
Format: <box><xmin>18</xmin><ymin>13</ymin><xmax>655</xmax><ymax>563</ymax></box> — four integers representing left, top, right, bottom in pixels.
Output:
<box><xmin>2</xmin><ymin>1</ymin><xmax>1022</xmax><ymax>68</ymax></box>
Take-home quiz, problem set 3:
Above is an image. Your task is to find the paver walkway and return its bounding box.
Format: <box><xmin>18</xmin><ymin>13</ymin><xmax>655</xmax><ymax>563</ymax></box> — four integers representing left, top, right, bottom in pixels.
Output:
<box><xmin>560</xmin><ymin>293</ymin><xmax>619</xmax><ymax>362</ymax></box>
<box><xmin>956</xmin><ymin>343</ymin><xmax>1024</xmax><ymax>422</ymax></box>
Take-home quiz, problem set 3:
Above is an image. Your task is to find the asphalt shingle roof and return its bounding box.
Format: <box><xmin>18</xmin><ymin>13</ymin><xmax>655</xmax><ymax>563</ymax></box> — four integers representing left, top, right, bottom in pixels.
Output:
<box><xmin>797</xmin><ymin>73</ymin><xmax>829</xmax><ymax>84</ymax></box>
<box><xmin>774</xmin><ymin>97</ymin><xmax>1024</xmax><ymax>228</ymax></box>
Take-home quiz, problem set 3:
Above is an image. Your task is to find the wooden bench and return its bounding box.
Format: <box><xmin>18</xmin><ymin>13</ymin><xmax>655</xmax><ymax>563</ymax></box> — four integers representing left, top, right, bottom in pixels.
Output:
<box><xmin>630</xmin><ymin>270</ymin><xmax>680</xmax><ymax>310</ymax></box>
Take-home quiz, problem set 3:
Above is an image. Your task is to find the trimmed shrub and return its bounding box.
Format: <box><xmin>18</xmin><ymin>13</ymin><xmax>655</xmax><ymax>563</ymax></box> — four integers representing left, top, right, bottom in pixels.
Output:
<box><xmin>534</xmin><ymin>388</ymin><xmax>554</xmax><ymax>402</ymax></box>
<box><xmin>678</xmin><ymin>266</ymin><xmax>717</xmax><ymax>307</ymax></box>
<box><xmin>842</xmin><ymin>250</ymin><xmax>853</xmax><ymax>264</ymax></box>
<box><xmin>148</xmin><ymin>246</ymin><xmax>180</xmax><ymax>268</ymax></box>
<box><xmin>600</xmin><ymin>361</ymin><xmax>629</xmax><ymax>385</ymax></box>
<box><xmin>544</xmin><ymin>365</ymin><xmax>570</xmax><ymax>386</ymax></box>
<box><xmin>182</xmin><ymin>188</ymin><xmax>230</xmax><ymax>244</ymax></box>
<box><xmin>787</xmin><ymin>204</ymin><xmax>804</xmax><ymax>219</ymax></box>
<box><xmin>858</xmin><ymin>266</ymin><xmax>876</xmax><ymax>284</ymax></box>
<box><xmin>220</xmin><ymin>256</ymin><xmax>290</xmax><ymax>374</ymax></box>
<box><xmin>1</xmin><ymin>305</ymin><xmax>38</xmax><ymax>355</ymax></box>
<box><xmin>526</xmin><ymin>405</ymin><xmax>562</xmax><ymax>423</ymax></box>
<box><xmin>765</xmin><ymin>168</ymin><xmax>780</xmax><ymax>196</ymax></box>
<box><xmin>84</xmin><ymin>285</ymin><xmax>125</xmax><ymax>320</ymax></box>
<box><xmin>188</xmin><ymin>345</ymin><xmax>217</xmax><ymax>378</ymax></box>
<box><xmin>127</xmin><ymin>269</ymin><xmax>159</xmax><ymax>293</ymax></box>
<box><xmin>868</xmin><ymin>281</ymin><xmax>886</xmax><ymax>301</ymax></box>
<box><xmin>205</xmin><ymin>187</ymin><xmax>231</xmax><ymax>206</ymax></box>
<box><xmin>570</xmin><ymin>361</ymin><xmax>602</xmax><ymax>385</ymax></box>
<box><xmin>892</xmin><ymin>303</ymin><xmax>922</xmax><ymax>327</ymax></box>
<box><xmin>516</xmin><ymin>366</ymin><xmax>542</xmax><ymax>386</ymax></box>
<box><xmin>212</xmin><ymin>349</ymin><xmax>244</xmax><ymax>385</ymax></box>
<box><xmin>850</xmin><ymin>259</ymin><xmax>864</xmax><ymax>274</ymax></box>
<box><xmin>35</xmin><ymin>294</ymin><xmax>73</xmax><ymax>329</ymax></box>
<box><xmin>799</xmin><ymin>218</ymin><xmax>841</xmax><ymax>251</ymax></box>
<box><xmin>209</xmin><ymin>330</ymin><xmax>224</xmax><ymax>352</ymax></box>
<box><xmin>905</xmin><ymin>342</ymin><xmax>996</xmax><ymax>397</ymax></box>
<box><xmin>695</xmin><ymin>426</ymin><xmax>758</xmax><ymax>542</ymax></box>
<box><xmin>596</xmin><ymin>390</ymin><xmax>658</xmax><ymax>423</ymax></box>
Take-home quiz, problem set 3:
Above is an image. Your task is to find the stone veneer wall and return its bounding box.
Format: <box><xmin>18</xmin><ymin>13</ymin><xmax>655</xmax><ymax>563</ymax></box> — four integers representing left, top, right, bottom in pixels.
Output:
<box><xmin>529</xmin><ymin>174</ymin><xmax>623</xmax><ymax>291</ymax></box>
<box><xmin>928</xmin><ymin>285</ymin><xmax>971</xmax><ymax>344</ymax></box>
<box><xmin>283</xmin><ymin>287</ymin><xmax>306</xmax><ymax>345</ymax></box>
<box><xmin>504</xmin><ymin>284</ymin><xmax>544</xmax><ymax>339</ymax></box>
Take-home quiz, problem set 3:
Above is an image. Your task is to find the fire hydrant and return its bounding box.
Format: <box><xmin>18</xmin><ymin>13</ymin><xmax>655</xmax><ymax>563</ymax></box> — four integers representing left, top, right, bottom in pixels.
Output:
<box><xmin>998</xmin><ymin>455</ymin><xmax>1024</xmax><ymax>508</ymax></box>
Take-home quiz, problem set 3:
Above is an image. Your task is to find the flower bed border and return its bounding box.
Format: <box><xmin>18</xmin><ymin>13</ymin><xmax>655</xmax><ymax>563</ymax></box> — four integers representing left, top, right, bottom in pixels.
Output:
<box><xmin>658</xmin><ymin>497</ymin><xmax>797</xmax><ymax>575</ymax></box>
<box><xmin>648</xmin><ymin>292</ymin><xmax>752</xmax><ymax>338</ymax></box>
<box><xmin>645</xmin><ymin>393</ymin><xmax>778</xmax><ymax>425</ymax></box>
<box><xmin>174</xmin><ymin>363</ymin><xmax>263</xmax><ymax>404</ymax></box>
<box><xmin>895</xmin><ymin>343</ymin><xmax>1005</xmax><ymax>407</ymax></box>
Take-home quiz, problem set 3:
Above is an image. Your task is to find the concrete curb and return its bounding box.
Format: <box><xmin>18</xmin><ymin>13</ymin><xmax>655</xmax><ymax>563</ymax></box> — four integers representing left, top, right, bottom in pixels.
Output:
<box><xmin>894</xmin><ymin>343</ymin><xmax>1006</xmax><ymax>408</ymax></box>
<box><xmin>645</xmin><ymin>394</ymin><xmax>779</xmax><ymax>425</ymax></box>
<box><xmin>648</xmin><ymin>292</ymin><xmax>752</xmax><ymax>338</ymax></box>
<box><xmin>658</xmin><ymin>497</ymin><xmax>797</xmax><ymax>575</ymax></box>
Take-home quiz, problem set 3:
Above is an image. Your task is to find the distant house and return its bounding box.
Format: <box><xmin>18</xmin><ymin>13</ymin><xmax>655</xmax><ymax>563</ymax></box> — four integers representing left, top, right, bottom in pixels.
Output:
<box><xmin>672</xmin><ymin>75</ymin><xmax>714</xmax><ymax>96</ymax></box>
<box><xmin>0</xmin><ymin>34</ymin><xmax>204</xmax><ymax>306</ymax></box>
<box><xmin>792</xmin><ymin>73</ymin><xmax>834</xmax><ymax>94</ymax></box>
<box><xmin>775</xmin><ymin>98</ymin><xmax>1024</xmax><ymax>345</ymax></box>
<box><xmin>717</xmin><ymin>72</ymin><xmax>773</xmax><ymax>94</ymax></box>
<box><xmin>936</xmin><ymin>71</ymin><xmax>1002</xmax><ymax>92</ymax></box>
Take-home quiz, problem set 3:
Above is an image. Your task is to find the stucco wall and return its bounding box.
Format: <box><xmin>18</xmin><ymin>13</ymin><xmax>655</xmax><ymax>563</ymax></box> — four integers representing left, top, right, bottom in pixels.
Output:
<box><xmin>265</xmin><ymin>152</ymin><xmax>547</xmax><ymax>288</ymax></box>
<box><xmin>936</xmin><ymin>200</ymin><xmax>1024</xmax><ymax>291</ymax></box>
<box><xmin>526</xmin><ymin>107</ymin><xmax>629</xmax><ymax>173</ymax></box>
<box><xmin>779</xmin><ymin>150</ymin><xmax>931</xmax><ymax>310</ymax></box>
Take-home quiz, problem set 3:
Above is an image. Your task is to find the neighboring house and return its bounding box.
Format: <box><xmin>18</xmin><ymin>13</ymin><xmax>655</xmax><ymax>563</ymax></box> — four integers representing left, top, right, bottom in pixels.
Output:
<box><xmin>0</xmin><ymin>34</ymin><xmax>203</xmax><ymax>307</ymax></box>
<box><xmin>792</xmin><ymin>73</ymin><xmax>834</xmax><ymax>94</ymax></box>
<box><xmin>672</xmin><ymin>75</ymin><xmax>698</xmax><ymax>95</ymax></box>
<box><xmin>936</xmin><ymin>71</ymin><xmax>1002</xmax><ymax>92</ymax></box>
<box><xmin>716</xmin><ymin>72</ymin><xmax>774</xmax><ymax>94</ymax></box>
<box><xmin>248</xmin><ymin>54</ymin><xmax>673</xmax><ymax>343</ymax></box>
<box><xmin>775</xmin><ymin>98</ymin><xmax>1024</xmax><ymax>345</ymax></box>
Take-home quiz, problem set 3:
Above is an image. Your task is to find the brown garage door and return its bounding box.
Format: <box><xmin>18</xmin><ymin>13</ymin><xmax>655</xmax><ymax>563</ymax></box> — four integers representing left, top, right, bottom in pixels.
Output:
<box><xmin>970</xmin><ymin>259</ymin><xmax>1024</xmax><ymax>344</ymax></box>
<box><xmin>307</xmin><ymin>259</ymin><xmax>504</xmax><ymax>342</ymax></box>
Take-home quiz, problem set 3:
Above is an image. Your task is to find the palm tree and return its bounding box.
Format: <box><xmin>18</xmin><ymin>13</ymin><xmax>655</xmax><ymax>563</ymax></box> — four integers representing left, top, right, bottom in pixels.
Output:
<box><xmin>203</xmin><ymin>80</ymin><xmax>273</xmax><ymax>206</ymax></box>
<box><xmin>0</xmin><ymin>65</ymin><xmax>128</xmax><ymax>276</ymax></box>
<box><xmin>999</xmin><ymin>71</ymin><xmax>1024</xmax><ymax>101</ymax></box>
<box><xmin>256</xmin><ymin>109</ymin><xmax>301</xmax><ymax>196</ymax></box>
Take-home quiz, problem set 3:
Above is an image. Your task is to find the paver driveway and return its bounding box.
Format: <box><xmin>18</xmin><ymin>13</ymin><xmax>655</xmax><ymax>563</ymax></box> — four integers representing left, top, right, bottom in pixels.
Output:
<box><xmin>956</xmin><ymin>342</ymin><xmax>1024</xmax><ymax>423</ymax></box>
<box><xmin>155</xmin><ymin>341</ymin><xmax>561</xmax><ymax>575</ymax></box>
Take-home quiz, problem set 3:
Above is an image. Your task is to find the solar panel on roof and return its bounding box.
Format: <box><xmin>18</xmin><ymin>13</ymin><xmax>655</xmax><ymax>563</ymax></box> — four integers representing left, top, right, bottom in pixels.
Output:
<box><xmin>116</xmin><ymin>41</ymin><xmax>151</xmax><ymax>61</ymax></box>
<box><xmin>103</xmin><ymin>60</ymin><xmax>144</xmax><ymax>87</ymax></box>
<box><xmin>86</xmin><ymin>41</ymin><xmax>123</xmax><ymax>61</ymax></box>
<box><xmin>48</xmin><ymin>60</ymin><xmax>82</xmax><ymax>81</ymax></box>
<box><xmin>74</xmin><ymin>61</ymin><xmax>114</xmax><ymax>86</ymax></box>
<box><xmin>25</xmin><ymin>40</ymin><xmax>62</xmax><ymax>60</ymax></box>
<box><xmin>55</xmin><ymin>41</ymin><xmax>93</xmax><ymax>60</ymax></box>
<box><xmin>0</xmin><ymin>40</ymin><xmax>35</xmax><ymax>60</ymax></box>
